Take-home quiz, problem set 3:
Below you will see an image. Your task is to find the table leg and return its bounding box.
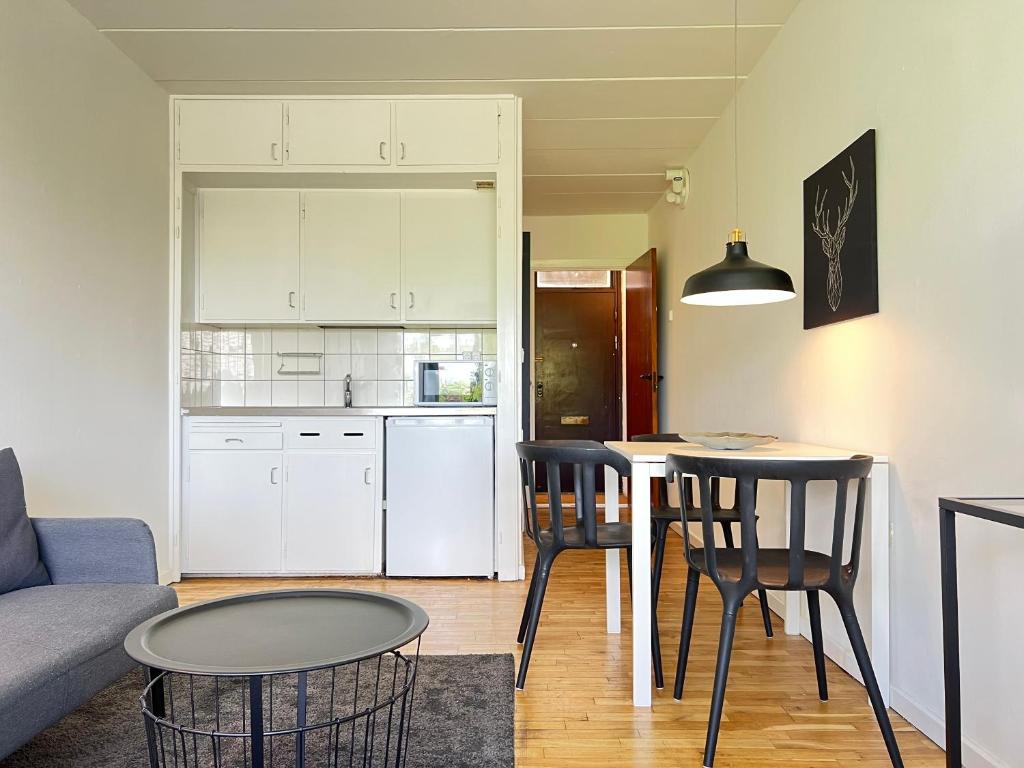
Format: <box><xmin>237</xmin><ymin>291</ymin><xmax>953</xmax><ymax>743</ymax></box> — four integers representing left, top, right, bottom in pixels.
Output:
<box><xmin>869</xmin><ymin>462</ymin><xmax>892</xmax><ymax>708</ymax></box>
<box><xmin>250</xmin><ymin>676</ymin><xmax>265</xmax><ymax>768</ymax></box>
<box><xmin>604</xmin><ymin>463</ymin><xmax>621</xmax><ymax>634</ymax></box>
<box><xmin>147</xmin><ymin>667</ymin><xmax>165</xmax><ymax>718</ymax></box>
<box><xmin>296</xmin><ymin>671</ymin><xmax>307</xmax><ymax>767</ymax></box>
<box><xmin>940</xmin><ymin>507</ymin><xmax>961</xmax><ymax>767</ymax></box>
<box><xmin>631</xmin><ymin>461</ymin><xmax>652</xmax><ymax>708</ymax></box>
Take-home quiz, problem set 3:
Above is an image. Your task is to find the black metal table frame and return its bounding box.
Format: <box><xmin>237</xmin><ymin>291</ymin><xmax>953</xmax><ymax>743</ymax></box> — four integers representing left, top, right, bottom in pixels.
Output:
<box><xmin>939</xmin><ymin>496</ymin><xmax>1024</xmax><ymax>768</ymax></box>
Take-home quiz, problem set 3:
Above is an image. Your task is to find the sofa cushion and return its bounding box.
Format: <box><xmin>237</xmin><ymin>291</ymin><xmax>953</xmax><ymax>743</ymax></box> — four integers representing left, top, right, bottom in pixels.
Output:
<box><xmin>0</xmin><ymin>448</ymin><xmax>49</xmax><ymax>595</ymax></box>
<box><xmin>0</xmin><ymin>583</ymin><xmax>178</xmax><ymax>713</ymax></box>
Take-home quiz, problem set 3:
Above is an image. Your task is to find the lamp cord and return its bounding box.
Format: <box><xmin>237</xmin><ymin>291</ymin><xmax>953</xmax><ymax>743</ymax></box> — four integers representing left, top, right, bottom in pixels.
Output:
<box><xmin>733</xmin><ymin>0</ymin><xmax>740</xmax><ymax>228</ymax></box>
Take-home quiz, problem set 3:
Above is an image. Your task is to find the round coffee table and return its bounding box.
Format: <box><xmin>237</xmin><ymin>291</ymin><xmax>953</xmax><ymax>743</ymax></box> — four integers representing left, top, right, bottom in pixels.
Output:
<box><xmin>125</xmin><ymin>589</ymin><xmax>429</xmax><ymax>768</ymax></box>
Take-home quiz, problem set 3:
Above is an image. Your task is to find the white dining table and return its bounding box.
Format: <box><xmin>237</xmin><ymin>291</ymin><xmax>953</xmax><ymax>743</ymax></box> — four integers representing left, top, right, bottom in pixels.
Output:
<box><xmin>602</xmin><ymin>439</ymin><xmax>890</xmax><ymax>708</ymax></box>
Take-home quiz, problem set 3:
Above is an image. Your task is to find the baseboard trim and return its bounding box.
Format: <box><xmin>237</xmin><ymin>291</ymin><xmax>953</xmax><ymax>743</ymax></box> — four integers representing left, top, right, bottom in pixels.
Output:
<box><xmin>890</xmin><ymin>687</ymin><xmax>1009</xmax><ymax>768</ymax></box>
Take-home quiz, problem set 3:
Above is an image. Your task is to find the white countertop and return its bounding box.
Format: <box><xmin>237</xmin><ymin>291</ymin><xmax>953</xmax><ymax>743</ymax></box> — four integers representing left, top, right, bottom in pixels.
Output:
<box><xmin>183</xmin><ymin>406</ymin><xmax>497</xmax><ymax>418</ymax></box>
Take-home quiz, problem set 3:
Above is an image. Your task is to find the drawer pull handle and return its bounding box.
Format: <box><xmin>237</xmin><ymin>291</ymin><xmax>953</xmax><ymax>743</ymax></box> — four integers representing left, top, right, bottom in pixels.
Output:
<box><xmin>343</xmin><ymin>432</ymin><xmax>365</xmax><ymax>437</ymax></box>
<box><xmin>224</xmin><ymin>438</ymin><xmax>244</xmax><ymax>444</ymax></box>
<box><xmin>299</xmin><ymin>432</ymin><xmax>321</xmax><ymax>437</ymax></box>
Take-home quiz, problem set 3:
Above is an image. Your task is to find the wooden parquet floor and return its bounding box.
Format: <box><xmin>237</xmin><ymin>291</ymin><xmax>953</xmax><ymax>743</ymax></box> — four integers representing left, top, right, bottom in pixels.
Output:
<box><xmin>174</xmin><ymin>537</ymin><xmax>944</xmax><ymax>767</ymax></box>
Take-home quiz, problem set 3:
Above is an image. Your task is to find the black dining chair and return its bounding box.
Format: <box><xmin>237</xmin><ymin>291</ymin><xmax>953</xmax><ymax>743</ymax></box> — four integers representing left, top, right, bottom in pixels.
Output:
<box><xmin>632</xmin><ymin>433</ymin><xmax>773</xmax><ymax>642</ymax></box>
<box><xmin>666</xmin><ymin>453</ymin><xmax>903</xmax><ymax>768</ymax></box>
<box><xmin>515</xmin><ymin>440</ymin><xmax>636</xmax><ymax>691</ymax></box>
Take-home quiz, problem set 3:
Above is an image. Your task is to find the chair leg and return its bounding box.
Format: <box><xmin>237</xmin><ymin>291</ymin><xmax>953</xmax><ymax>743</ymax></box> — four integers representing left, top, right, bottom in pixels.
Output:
<box><xmin>673</xmin><ymin>567</ymin><xmax>701</xmax><ymax>700</ymax></box>
<box><xmin>625</xmin><ymin>546</ymin><xmax>633</xmax><ymax>606</ymax></box>
<box><xmin>835</xmin><ymin>594</ymin><xmax>904</xmax><ymax>768</ymax></box>
<box><xmin>516</xmin><ymin>552</ymin><xmax>555</xmax><ymax>691</ymax></box>
<box><xmin>651</xmin><ymin>522</ymin><xmax>669</xmax><ymax>689</ymax></box>
<box><xmin>757</xmin><ymin>589</ymin><xmax>774</xmax><ymax>638</ymax></box>
<box><xmin>720</xmin><ymin>521</ymin><xmax>735</xmax><ymax>548</ymax></box>
<box><xmin>703</xmin><ymin>600</ymin><xmax>742</xmax><ymax>768</ymax></box>
<box><xmin>517</xmin><ymin>554</ymin><xmax>541</xmax><ymax>644</ymax></box>
<box><xmin>807</xmin><ymin>590</ymin><xmax>828</xmax><ymax>701</ymax></box>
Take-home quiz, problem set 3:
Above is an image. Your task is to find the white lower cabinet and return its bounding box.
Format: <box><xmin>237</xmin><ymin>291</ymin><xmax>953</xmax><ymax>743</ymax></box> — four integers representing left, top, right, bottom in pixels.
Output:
<box><xmin>284</xmin><ymin>452</ymin><xmax>377</xmax><ymax>572</ymax></box>
<box><xmin>185</xmin><ymin>451</ymin><xmax>284</xmax><ymax>573</ymax></box>
<box><xmin>184</xmin><ymin>418</ymin><xmax>383</xmax><ymax>575</ymax></box>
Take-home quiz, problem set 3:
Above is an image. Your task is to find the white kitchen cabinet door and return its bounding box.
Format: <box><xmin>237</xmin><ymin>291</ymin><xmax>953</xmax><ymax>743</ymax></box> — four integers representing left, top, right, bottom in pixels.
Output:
<box><xmin>287</xmin><ymin>101</ymin><xmax>391</xmax><ymax>165</ymax></box>
<box><xmin>178</xmin><ymin>100</ymin><xmax>283</xmax><ymax>166</ymax></box>
<box><xmin>401</xmin><ymin>190</ymin><xmax>497</xmax><ymax>323</ymax></box>
<box><xmin>394</xmin><ymin>100</ymin><xmax>499</xmax><ymax>165</ymax></box>
<box><xmin>301</xmin><ymin>191</ymin><xmax>401</xmax><ymax>323</ymax></box>
<box><xmin>185</xmin><ymin>451</ymin><xmax>283</xmax><ymax>572</ymax></box>
<box><xmin>199</xmin><ymin>190</ymin><xmax>300</xmax><ymax>322</ymax></box>
<box><xmin>283</xmin><ymin>452</ymin><xmax>377</xmax><ymax>573</ymax></box>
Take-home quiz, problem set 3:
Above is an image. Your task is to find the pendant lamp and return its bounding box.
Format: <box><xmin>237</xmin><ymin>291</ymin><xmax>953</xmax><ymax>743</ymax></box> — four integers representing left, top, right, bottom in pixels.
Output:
<box><xmin>680</xmin><ymin>1</ymin><xmax>795</xmax><ymax>307</ymax></box>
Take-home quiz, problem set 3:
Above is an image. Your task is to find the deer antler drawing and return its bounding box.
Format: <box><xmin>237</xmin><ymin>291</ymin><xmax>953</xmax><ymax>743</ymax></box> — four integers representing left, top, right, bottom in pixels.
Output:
<box><xmin>812</xmin><ymin>156</ymin><xmax>858</xmax><ymax>311</ymax></box>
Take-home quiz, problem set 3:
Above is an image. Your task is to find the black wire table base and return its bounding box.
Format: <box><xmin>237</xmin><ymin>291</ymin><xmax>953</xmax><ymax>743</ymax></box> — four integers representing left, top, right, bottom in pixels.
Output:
<box><xmin>140</xmin><ymin>641</ymin><xmax>421</xmax><ymax>768</ymax></box>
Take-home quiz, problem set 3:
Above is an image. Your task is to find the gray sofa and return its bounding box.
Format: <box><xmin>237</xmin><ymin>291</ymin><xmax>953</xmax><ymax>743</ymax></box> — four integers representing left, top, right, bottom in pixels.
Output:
<box><xmin>0</xmin><ymin>517</ymin><xmax>178</xmax><ymax>758</ymax></box>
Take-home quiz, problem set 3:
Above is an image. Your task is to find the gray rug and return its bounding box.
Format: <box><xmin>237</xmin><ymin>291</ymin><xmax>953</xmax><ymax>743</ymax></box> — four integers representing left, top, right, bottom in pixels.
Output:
<box><xmin>1</xmin><ymin>654</ymin><xmax>514</xmax><ymax>768</ymax></box>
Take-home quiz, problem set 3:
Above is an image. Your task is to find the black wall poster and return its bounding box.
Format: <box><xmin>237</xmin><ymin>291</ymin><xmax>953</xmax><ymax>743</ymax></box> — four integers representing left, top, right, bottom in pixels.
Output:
<box><xmin>803</xmin><ymin>129</ymin><xmax>878</xmax><ymax>329</ymax></box>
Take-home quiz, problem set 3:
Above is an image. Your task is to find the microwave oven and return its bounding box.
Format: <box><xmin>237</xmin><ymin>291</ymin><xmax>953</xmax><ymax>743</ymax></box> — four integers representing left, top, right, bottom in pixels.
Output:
<box><xmin>414</xmin><ymin>360</ymin><xmax>497</xmax><ymax>406</ymax></box>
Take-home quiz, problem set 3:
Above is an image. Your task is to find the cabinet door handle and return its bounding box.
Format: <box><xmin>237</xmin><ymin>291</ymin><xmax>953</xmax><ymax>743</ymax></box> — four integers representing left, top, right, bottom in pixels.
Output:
<box><xmin>271</xmin><ymin>142</ymin><xmax>279</xmax><ymax>161</ymax></box>
<box><xmin>270</xmin><ymin>467</ymin><xmax>279</xmax><ymax>485</ymax></box>
<box><xmin>379</xmin><ymin>141</ymin><xmax>387</xmax><ymax>160</ymax></box>
<box><xmin>399</xmin><ymin>142</ymin><xmax>406</xmax><ymax>160</ymax></box>
<box><xmin>390</xmin><ymin>292</ymin><xmax>398</xmax><ymax>309</ymax></box>
<box><xmin>288</xmin><ymin>291</ymin><xmax>296</xmax><ymax>308</ymax></box>
<box><xmin>364</xmin><ymin>467</ymin><xmax>372</xmax><ymax>485</ymax></box>
<box><xmin>408</xmin><ymin>291</ymin><xmax>415</xmax><ymax>310</ymax></box>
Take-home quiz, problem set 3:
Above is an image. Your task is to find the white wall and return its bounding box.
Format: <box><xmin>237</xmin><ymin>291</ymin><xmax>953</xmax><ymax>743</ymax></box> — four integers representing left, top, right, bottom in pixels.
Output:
<box><xmin>0</xmin><ymin>2</ymin><xmax>170</xmax><ymax>575</ymax></box>
<box><xmin>525</xmin><ymin>214</ymin><xmax>648</xmax><ymax>269</ymax></box>
<box><xmin>648</xmin><ymin>2</ymin><xmax>1024</xmax><ymax>765</ymax></box>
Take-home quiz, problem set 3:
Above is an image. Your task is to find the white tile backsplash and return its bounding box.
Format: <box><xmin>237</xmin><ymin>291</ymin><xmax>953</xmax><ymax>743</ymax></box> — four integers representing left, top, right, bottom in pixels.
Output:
<box><xmin>351</xmin><ymin>329</ymin><xmax>378</xmax><ymax>354</ymax></box>
<box><xmin>324</xmin><ymin>329</ymin><xmax>351</xmax><ymax>354</ymax></box>
<box><xmin>181</xmin><ymin>324</ymin><xmax>495</xmax><ymax>408</ymax></box>
<box><xmin>378</xmin><ymin>381</ymin><xmax>404</xmax><ymax>407</ymax></box>
<box><xmin>324</xmin><ymin>354</ymin><xmax>352</xmax><ymax>380</ymax></box>
<box><xmin>351</xmin><ymin>354</ymin><xmax>377</xmax><ymax>381</ymax></box>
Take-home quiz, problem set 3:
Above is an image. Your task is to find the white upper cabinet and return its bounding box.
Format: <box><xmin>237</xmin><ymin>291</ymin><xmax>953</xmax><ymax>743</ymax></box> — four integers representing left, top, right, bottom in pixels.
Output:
<box><xmin>178</xmin><ymin>100</ymin><xmax>283</xmax><ymax>166</ymax></box>
<box><xmin>199</xmin><ymin>190</ymin><xmax>300</xmax><ymax>322</ymax></box>
<box><xmin>401</xmin><ymin>190</ymin><xmax>497</xmax><ymax>323</ymax></box>
<box><xmin>301</xmin><ymin>190</ymin><xmax>401</xmax><ymax>323</ymax></box>
<box><xmin>395</xmin><ymin>100</ymin><xmax>499</xmax><ymax>165</ymax></box>
<box><xmin>286</xmin><ymin>100</ymin><xmax>392</xmax><ymax>166</ymax></box>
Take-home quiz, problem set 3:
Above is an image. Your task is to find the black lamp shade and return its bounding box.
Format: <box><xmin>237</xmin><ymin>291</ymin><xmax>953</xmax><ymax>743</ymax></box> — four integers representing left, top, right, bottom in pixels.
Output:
<box><xmin>681</xmin><ymin>240</ymin><xmax>796</xmax><ymax>306</ymax></box>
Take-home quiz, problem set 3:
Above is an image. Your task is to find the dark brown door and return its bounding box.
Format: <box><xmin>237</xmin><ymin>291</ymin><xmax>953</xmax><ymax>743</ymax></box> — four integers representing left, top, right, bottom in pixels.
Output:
<box><xmin>625</xmin><ymin>249</ymin><xmax>660</xmax><ymax>439</ymax></box>
<box><xmin>534</xmin><ymin>273</ymin><xmax>621</xmax><ymax>489</ymax></box>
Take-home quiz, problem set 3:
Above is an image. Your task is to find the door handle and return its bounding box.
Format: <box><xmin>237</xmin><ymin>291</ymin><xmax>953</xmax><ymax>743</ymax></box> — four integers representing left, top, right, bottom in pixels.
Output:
<box><xmin>390</xmin><ymin>292</ymin><xmax>398</xmax><ymax>309</ymax></box>
<box><xmin>639</xmin><ymin>373</ymin><xmax>653</xmax><ymax>380</ymax></box>
<box><xmin>364</xmin><ymin>467</ymin><xmax>372</xmax><ymax>485</ymax></box>
<box><xmin>288</xmin><ymin>291</ymin><xmax>296</xmax><ymax>308</ymax></box>
<box><xmin>271</xmin><ymin>142</ymin><xmax>279</xmax><ymax>161</ymax></box>
<box><xmin>270</xmin><ymin>467</ymin><xmax>279</xmax><ymax>485</ymax></box>
<box><xmin>399</xmin><ymin>142</ymin><xmax>406</xmax><ymax>160</ymax></box>
<box><xmin>408</xmin><ymin>291</ymin><xmax>415</xmax><ymax>309</ymax></box>
<box><xmin>536</xmin><ymin>381</ymin><xmax>544</xmax><ymax>398</ymax></box>
<box><xmin>379</xmin><ymin>141</ymin><xmax>387</xmax><ymax>160</ymax></box>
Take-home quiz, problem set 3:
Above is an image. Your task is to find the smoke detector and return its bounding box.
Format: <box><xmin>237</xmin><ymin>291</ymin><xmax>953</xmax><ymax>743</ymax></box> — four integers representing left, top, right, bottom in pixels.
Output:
<box><xmin>665</xmin><ymin>168</ymin><xmax>690</xmax><ymax>207</ymax></box>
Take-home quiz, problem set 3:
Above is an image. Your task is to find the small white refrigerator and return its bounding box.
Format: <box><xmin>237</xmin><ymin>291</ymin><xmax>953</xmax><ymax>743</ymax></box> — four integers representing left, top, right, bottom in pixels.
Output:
<box><xmin>385</xmin><ymin>416</ymin><xmax>495</xmax><ymax>577</ymax></box>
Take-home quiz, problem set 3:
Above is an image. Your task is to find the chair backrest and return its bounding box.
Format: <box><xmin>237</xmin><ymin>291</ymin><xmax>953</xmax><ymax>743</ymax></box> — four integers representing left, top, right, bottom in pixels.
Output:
<box><xmin>665</xmin><ymin>453</ymin><xmax>873</xmax><ymax>594</ymax></box>
<box><xmin>517</xmin><ymin>440</ymin><xmax>632</xmax><ymax>548</ymax></box>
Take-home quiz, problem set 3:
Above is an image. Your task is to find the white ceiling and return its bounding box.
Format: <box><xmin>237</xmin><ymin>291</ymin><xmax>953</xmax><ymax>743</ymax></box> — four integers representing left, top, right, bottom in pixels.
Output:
<box><xmin>67</xmin><ymin>0</ymin><xmax>799</xmax><ymax>216</ymax></box>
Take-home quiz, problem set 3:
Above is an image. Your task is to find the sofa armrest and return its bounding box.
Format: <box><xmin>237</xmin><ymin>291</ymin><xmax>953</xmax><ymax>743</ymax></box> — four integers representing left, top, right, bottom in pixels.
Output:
<box><xmin>32</xmin><ymin>518</ymin><xmax>159</xmax><ymax>585</ymax></box>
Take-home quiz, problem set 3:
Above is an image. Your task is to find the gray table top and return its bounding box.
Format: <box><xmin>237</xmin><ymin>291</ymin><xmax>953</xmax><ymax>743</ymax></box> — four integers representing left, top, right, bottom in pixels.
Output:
<box><xmin>124</xmin><ymin>589</ymin><xmax>429</xmax><ymax>676</ymax></box>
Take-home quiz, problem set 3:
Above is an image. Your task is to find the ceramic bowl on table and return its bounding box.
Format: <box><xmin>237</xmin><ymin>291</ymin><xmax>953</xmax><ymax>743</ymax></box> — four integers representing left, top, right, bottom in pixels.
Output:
<box><xmin>679</xmin><ymin>431</ymin><xmax>778</xmax><ymax>450</ymax></box>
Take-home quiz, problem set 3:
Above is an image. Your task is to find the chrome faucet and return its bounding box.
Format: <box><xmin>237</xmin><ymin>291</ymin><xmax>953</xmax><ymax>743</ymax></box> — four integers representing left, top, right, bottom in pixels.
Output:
<box><xmin>344</xmin><ymin>374</ymin><xmax>352</xmax><ymax>408</ymax></box>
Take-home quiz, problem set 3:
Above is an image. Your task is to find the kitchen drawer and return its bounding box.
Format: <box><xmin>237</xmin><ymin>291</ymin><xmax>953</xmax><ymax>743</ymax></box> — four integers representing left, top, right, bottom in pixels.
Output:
<box><xmin>189</xmin><ymin>432</ymin><xmax>284</xmax><ymax>450</ymax></box>
<box><xmin>284</xmin><ymin>419</ymin><xmax>376</xmax><ymax>450</ymax></box>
